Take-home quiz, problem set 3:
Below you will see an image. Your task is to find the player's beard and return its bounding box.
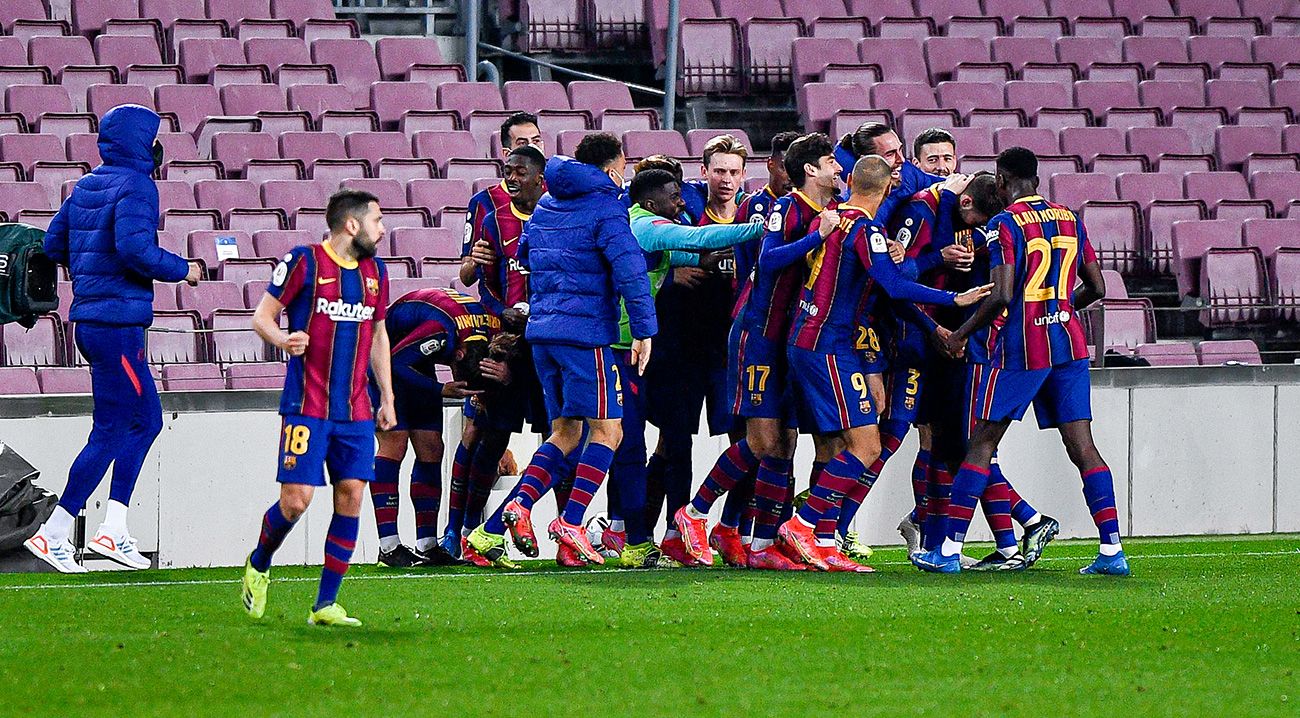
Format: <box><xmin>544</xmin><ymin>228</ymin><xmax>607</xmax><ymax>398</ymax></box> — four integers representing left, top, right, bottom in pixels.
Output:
<box><xmin>352</xmin><ymin>230</ymin><xmax>379</xmax><ymax>260</ymax></box>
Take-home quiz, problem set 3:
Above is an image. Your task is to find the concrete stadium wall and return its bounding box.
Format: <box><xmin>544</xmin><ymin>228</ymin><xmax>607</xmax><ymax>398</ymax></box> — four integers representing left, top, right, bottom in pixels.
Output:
<box><xmin>1</xmin><ymin>365</ymin><xmax>1295</xmax><ymax>569</ymax></box>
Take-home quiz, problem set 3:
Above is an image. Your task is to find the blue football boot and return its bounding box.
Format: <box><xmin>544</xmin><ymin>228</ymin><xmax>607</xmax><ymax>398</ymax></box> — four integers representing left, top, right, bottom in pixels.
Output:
<box><xmin>911</xmin><ymin>548</ymin><xmax>962</xmax><ymax>574</ymax></box>
<box><xmin>1079</xmin><ymin>551</ymin><xmax>1130</xmax><ymax>576</ymax></box>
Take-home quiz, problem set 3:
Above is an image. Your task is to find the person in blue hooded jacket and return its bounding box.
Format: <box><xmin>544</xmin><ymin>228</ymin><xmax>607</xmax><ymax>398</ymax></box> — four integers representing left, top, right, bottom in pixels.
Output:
<box><xmin>24</xmin><ymin>104</ymin><xmax>202</xmax><ymax>574</ymax></box>
<box><xmin>467</xmin><ymin>132</ymin><xmax>656</xmax><ymax>568</ymax></box>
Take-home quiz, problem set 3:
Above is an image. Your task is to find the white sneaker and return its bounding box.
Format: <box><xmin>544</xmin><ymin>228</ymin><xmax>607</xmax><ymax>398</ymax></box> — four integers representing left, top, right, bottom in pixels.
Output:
<box><xmin>897</xmin><ymin>514</ymin><xmax>923</xmax><ymax>556</ymax></box>
<box><xmin>24</xmin><ymin>529</ymin><xmax>88</xmax><ymax>574</ymax></box>
<box><xmin>86</xmin><ymin>527</ymin><xmax>151</xmax><ymax>570</ymax></box>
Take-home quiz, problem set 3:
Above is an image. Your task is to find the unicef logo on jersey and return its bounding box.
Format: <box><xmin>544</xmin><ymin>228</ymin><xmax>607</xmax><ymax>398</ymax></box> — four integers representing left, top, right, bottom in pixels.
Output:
<box><xmin>1033</xmin><ymin>310</ymin><xmax>1072</xmax><ymax>327</ymax></box>
<box><xmin>315</xmin><ymin>297</ymin><xmax>376</xmax><ymax>322</ymax></box>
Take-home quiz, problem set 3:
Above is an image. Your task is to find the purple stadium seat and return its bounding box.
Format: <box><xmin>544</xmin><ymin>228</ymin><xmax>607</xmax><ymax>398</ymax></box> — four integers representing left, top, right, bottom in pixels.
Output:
<box><xmin>226</xmin><ymin>362</ymin><xmax>286</xmax><ymax>388</ymax></box>
<box><xmin>1124</xmin><ymin>128</ymin><xmax>1196</xmax><ymax>167</ymax></box>
<box><xmin>1080</xmin><ymin>201</ymin><xmax>1142</xmax><ymax>273</ymax></box>
<box><xmin>85</xmin><ymin>85</ymin><xmax>154</xmax><ymax>118</ymax></box>
<box><xmin>5</xmin><ymin>86</ymin><xmax>74</xmax><ymax>128</ymax></box>
<box><xmin>366</xmin><ymin>81</ymin><xmax>439</xmax><ymax>132</ymax></box>
<box><xmin>243</xmin><ymin>36</ymin><xmax>311</xmax><ymax>70</ymax></box>
<box><xmin>995</xmin><ymin>127</ymin><xmax>1058</xmax><ymax>156</ymax></box>
<box><xmin>27</xmin><ymin>36</ymin><xmax>97</xmax><ymax>80</ymax></box>
<box><xmin>1272</xmin><ymin>247</ymin><xmax>1300</xmax><ymax>321</ymax></box>
<box><xmin>1146</xmin><ymin>200</ymin><xmax>1204</xmax><ymax>274</ymax></box>
<box><xmin>391</xmin><ymin>227</ymin><xmax>461</xmax><ymax>261</ymax></box>
<box><xmin>792</xmin><ymin>37</ymin><xmax>857</xmax><ymax>88</ymax></box>
<box><xmin>209</xmin><ymin>132</ymin><xmax>279</xmax><ymax>178</ymax></box>
<box><xmin>407</xmin><ymin>178</ymin><xmax>471</xmax><ymax>214</ymax></box>
<box><xmin>1002</xmin><ymin>82</ymin><xmax>1071</xmax><ymax>120</ymax></box>
<box><xmin>1172</xmin><ymin>218</ymin><xmax>1243</xmax><ymax>297</ymax></box>
<box><xmin>776</xmin><ymin>0</ymin><xmax>845</xmax><ymax>26</ymax></box>
<box><xmin>991</xmin><ymin>37</ymin><xmax>1056</xmax><ymax>69</ymax></box>
<box><xmin>923</xmin><ymin>37</ymin><xmax>989</xmax><ymax>83</ymax></box>
<box><xmin>436</xmin><ymin>82</ymin><xmax>506</xmax><ymax>123</ymax></box>
<box><xmin>0</xmin><ymin>135</ymin><xmax>65</xmax><ymax>176</ymax></box>
<box><xmin>340</xmin><ymin>178</ymin><xmax>407</xmax><ymax>208</ymax></box>
<box><xmin>714</xmin><ymin>0</ymin><xmax>783</xmax><ymax>27</ymax></box>
<box><xmin>310</xmin><ymin>39</ymin><xmax>381</xmax><ymax>107</ymax></box>
<box><xmin>1215</xmin><ymin>126</ymin><xmax>1284</xmax><ymax>170</ymax></box>
<box><xmin>858</xmin><ymin>38</ymin><xmax>929</xmax><ymax>84</ymax></box>
<box><xmin>946</xmin><ymin>127</ymin><xmax>994</xmax><ymax>158</ymax></box>
<box><xmin>1201</xmin><ymin>245</ymin><xmax>1269</xmax><ymax>326</ymax></box>
<box><xmin>178</xmin><ymin>281</ymin><xmax>244</xmax><ymax>321</ymax></box>
<box><xmin>1073</xmin><ymin>81</ymin><xmax>1139</xmax><ymax>120</ymax></box>
<box><xmin>936</xmin><ymin>82</ymin><xmax>1003</xmax><ymax>113</ymax></box>
<box><xmin>155</xmin><ymin>85</ymin><xmax>223</xmax><ymax>136</ymax></box>
<box><xmin>412</xmin><ymin>130</ymin><xmax>479</xmax><ymax>172</ymax></box>
<box><xmin>914</xmin><ymin>0</ymin><xmax>982</xmax><ymax>27</ymax></box>
<box><xmin>1116</xmin><ymin>173</ymin><xmax>1182</xmax><ymax>209</ymax></box>
<box><xmin>94</xmin><ymin>35</ymin><xmax>163</xmax><ymax>78</ymax></box>
<box><xmin>1049</xmin><ymin>173</ymin><xmax>1116</xmax><ymax>210</ymax></box>
<box><xmin>799</xmin><ymin>83</ymin><xmax>869</xmax><ymax>130</ymax></box>
<box><xmin>177</xmin><ymin>38</ymin><xmax>246</xmax><ymax>83</ymax></box>
<box><xmin>1100</xmin><ymin>269</ymin><xmax>1127</xmax><ymax>299</ymax></box>
<box><xmin>1133</xmin><ymin>342</ymin><xmax>1197</xmax><ymax>366</ymax></box>
<box><xmin>253</xmin><ymin>229</ymin><xmax>312</xmax><ymax>258</ymax></box>
<box><xmin>0</xmin><ymin>367</ymin><xmax>40</xmax><ymax>395</ymax></box>
<box><xmin>1206</xmin><ymin>79</ymin><xmax>1273</xmax><ymax>117</ymax></box>
<box><xmin>278</xmin><ymin>132</ymin><xmax>346</xmax><ymax>170</ymax></box>
<box><xmin>623</xmin><ymin>130</ymin><xmax>689</xmax><ymax>158</ymax></box>
<box><xmin>568</xmin><ymin>81</ymin><xmax>634</xmax><ymax>120</ymax></box>
<box><xmin>30</xmin><ymin>164</ymin><xmax>86</xmax><ymax>209</ymax></box>
<box><xmin>1250</xmin><ymin>172</ymin><xmax>1300</xmax><ymax>215</ymax></box>
<box><xmin>186</xmin><ymin>230</ymin><xmax>256</xmax><ymax>271</ymax></box>
<box><xmin>1185</xmin><ymin>171</ymin><xmax>1252</xmax><ymax>208</ymax></box>
<box><xmin>1253</xmin><ymin>37</ymin><xmax>1300</xmax><ymax>74</ymax></box>
<box><xmin>1137</xmin><ymin>81</ymin><xmax>1205</xmax><ymax>117</ymax></box>
<box><xmin>1197</xmin><ymin>339</ymin><xmax>1263</xmax><ymax>365</ymax></box>
<box><xmin>159</xmin><ymin>363</ymin><xmax>223</xmax><ymax>390</ymax></box>
<box><xmin>0</xmin><ymin>182</ymin><xmax>52</xmax><ymax>218</ymax></box>
<box><xmin>37</xmin><ymin>368</ymin><xmax>92</xmax><ymax>395</ymax></box>
<box><xmin>1092</xmin><ymin>298</ymin><xmax>1155</xmax><ymax>349</ymax></box>
<box><xmin>194</xmin><ymin>179</ymin><xmax>261</xmax><ymax>222</ymax></box>
<box><xmin>1243</xmin><ymin>218</ymin><xmax>1300</xmax><ymax>257</ymax></box>
<box><xmin>679</xmin><ymin>19</ymin><xmax>743</xmax><ymax>96</ymax></box>
<box><xmin>1058</xmin><ymin>37</ymin><xmax>1123</xmax><ymax>69</ymax></box>
<box><xmin>875</xmin><ymin>17</ymin><xmax>935</xmax><ymax>40</ymax></box>
<box><xmin>1059</xmin><ymin>127</ymin><xmax>1125</xmax><ymax>164</ymax></box>
<box><xmin>372</xmin><ymin>36</ymin><xmax>443</xmax><ymax>81</ymax></box>
<box><xmin>344</xmin><ymin>131</ymin><xmax>412</xmax><ymax>175</ymax></box>
<box><xmin>287</xmin><ymin>84</ymin><xmax>358</xmax><ymax>121</ymax></box>
<box><xmin>2</xmin><ymin>316</ymin><xmax>62</xmax><ymax>366</ymax></box>
<box><xmin>0</xmin><ymin>0</ymin><xmax>51</xmax><ymax>32</ymax></box>
<box><xmin>220</xmin><ymin>84</ymin><xmax>287</xmax><ymax>117</ymax></box>
<box><xmin>811</xmin><ymin>17</ymin><xmax>869</xmax><ymax>40</ymax></box>
<box><xmin>525</xmin><ymin>0</ymin><xmax>587</xmax><ymax>52</ymax></box>
<box><xmin>210</xmin><ymin>309</ymin><xmax>268</xmax><ymax>363</ymax></box>
<box><xmin>686</xmin><ymin>129</ymin><xmax>754</xmax><ymax>157</ymax></box>
<box><xmin>871</xmin><ymin>82</ymin><xmax>937</xmax><ymax>114</ymax></box>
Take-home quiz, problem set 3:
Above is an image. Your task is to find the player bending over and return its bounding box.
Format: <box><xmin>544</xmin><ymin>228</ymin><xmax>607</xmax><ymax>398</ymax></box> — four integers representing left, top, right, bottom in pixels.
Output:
<box><xmin>240</xmin><ymin>190</ymin><xmax>393</xmax><ymax>627</ymax></box>
<box><xmin>369</xmin><ymin>288</ymin><xmax>521</xmax><ymax>568</ymax></box>
<box><xmin>913</xmin><ymin>147</ymin><xmax>1128</xmax><ymax>576</ymax></box>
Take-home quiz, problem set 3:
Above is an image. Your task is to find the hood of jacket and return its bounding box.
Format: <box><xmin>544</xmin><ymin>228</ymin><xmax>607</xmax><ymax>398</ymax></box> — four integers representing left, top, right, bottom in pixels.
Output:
<box><xmin>97</xmin><ymin>104</ymin><xmax>160</xmax><ymax>175</ymax></box>
<box><xmin>542</xmin><ymin>155</ymin><xmax>620</xmax><ymax>202</ymax></box>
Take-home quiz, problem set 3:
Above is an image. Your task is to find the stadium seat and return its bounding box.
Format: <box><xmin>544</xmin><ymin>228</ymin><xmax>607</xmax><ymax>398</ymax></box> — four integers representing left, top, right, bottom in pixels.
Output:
<box><xmin>37</xmin><ymin>367</ymin><xmax>92</xmax><ymax>395</ymax></box>
<box><xmin>161</xmin><ymin>363</ymin><xmax>226</xmax><ymax>391</ymax></box>
<box><xmin>623</xmin><ymin>130</ymin><xmax>689</xmax><ymax>158</ymax></box>
<box><xmin>1196</xmin><ymin>339</ymin><xmax>1262</xmax><ymax>365</ymax></box>
<box><xmin>1</xmin><ymin>317</ymin><xmax>62</xmax><ymax>367</ymax></box>
<box><xmin>1080</xmin><ymin>201</ymin><xmax>1142</xmax><ymax>274</ymax></box>
<box><xmin>1243</xmin><ymin>219</ymin><xmax>1300</xmax><ymax>257</ymax></box>
<box><xmin>1133</xmin><ymin>341</ymin><xmax>1198</xmax><ymax>366</ymax></box>
<box><xmin>226</xmin><ymin>361</ymin><xmax>287</xmax><ymax>389</ymax></box>
<box><xmin>0</xmin><ymin>367</ymin><xmax>40</xmax><ymax>396</ymax></box>
<box><xmin>210</xmin><ymin>309</ymin><xmax>269</xmax><ymax>363</ymax></box>
<box><xmin>1092</xmin><ymin>298</ymin><xmax>1155</xmax><ymax>349</ymax></box>
<box><xmin>680</xmin><ymin>19</ymin><xmax>743</xmax><ymax>96</ymax></box>
<box><xmin>1185</xmin><ymin>171</ymin><xmax>1253</xmax><ymax>208</ymax></box>
<box><xmin>859</xmin><ymin>38</ymin><xmax>929</xmax><ymax>84</ymax></box>
<box><xmin>1172</xmin><ymin>218</ymin><xmax>1243</xmax><ymax>297</ymax></box>
<box><xmin>311</xmin><ymin>39</ymin><xmax>382</xmax><ymax>107</ymax></box>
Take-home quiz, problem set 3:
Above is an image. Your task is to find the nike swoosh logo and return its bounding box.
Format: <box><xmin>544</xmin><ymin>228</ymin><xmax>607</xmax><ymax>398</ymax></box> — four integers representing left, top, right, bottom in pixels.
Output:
<box><xmin>317</xmin><ymin>277</ymin><xmax>337</xmax><ymax>285</ymax></box>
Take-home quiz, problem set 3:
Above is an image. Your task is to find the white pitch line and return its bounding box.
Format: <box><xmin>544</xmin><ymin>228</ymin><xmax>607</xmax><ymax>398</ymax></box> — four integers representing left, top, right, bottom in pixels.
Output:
<box><xmin>2</xmin><ymin>548</ymin><xmax>1296</xmax><ymax>592</ymax></box>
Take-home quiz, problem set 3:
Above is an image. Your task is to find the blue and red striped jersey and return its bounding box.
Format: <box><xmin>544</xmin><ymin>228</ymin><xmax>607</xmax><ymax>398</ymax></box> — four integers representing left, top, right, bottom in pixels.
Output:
<box><xmin>387</xmin><ymin>288</ymin><xmax>498</xmax><ymax>372</ymax></box>
<box><xmin>788</xmin><ymin>206</ymin><xmax>890</xmax><ymax>352</ymax></box>
<box><xmin>267</xmin><ymin>243</ymin><xmax>389</xmax><ymax>422</ymax></box>
<box><xmin>737</xmin><ymin>189</ymin><xmax>832</xmax><ymax>342</ymax></box>
<box><xmin>478</xmin><ymin>201</ymin><xmax>532</xmax><ymax>315</ymax></box>
<box><xmin>462</xmin><ymin>181</ymin><xmax>512</xmax><ymax>259</ymax></box>
<box><xmin>732</xmin><ymin>185</ymin><xmax>780</xmax><ymax>307</ymax></box>
<box><xmin>976</xmin><ymin>196</ymin><xmax>1096</xmax><ymax>370</ymax></box>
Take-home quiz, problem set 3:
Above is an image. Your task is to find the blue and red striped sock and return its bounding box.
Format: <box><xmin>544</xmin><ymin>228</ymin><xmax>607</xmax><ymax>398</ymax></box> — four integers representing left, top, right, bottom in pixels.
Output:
<box><xmin>562</xmin><ymin>443</ymin><xmax>615</xmax><ymax>525</ymax></box>
<box><xmin>909</xmin><ymin>448</ymin><xmax>931</xmax><ymax>524</ymax></box>
<box><xmin>779</xmin><ymin>464</ymin><xmax>797</xmax><ymax>524</ymax></box>
<box><xmin>314</xmin><ymin>513</ymin><xmax>359</xmax><ymax>611</ymax></box>
<box><xmin>483</xmin><ymin>441</ymin><xmax>565</xmax><ymax>535</ymax></box>
<box><xmin>721</xmin><ymin>473</ymin><xmax>754</xmax><ymax>530</ymax></box>
<box><xmin>1081</xmin><ymin>465</ymin><xmax>1122</xmax><ymax>547</ymax></box>
<box><xmin>1003</xmin><ymin>468</ymin><xmax>1039</xmax><ymax>526</ymax></box>
<box><xmin>922</xmin><ymin>463</ymin><xmax>954</xmax><ymax>551</ymax></box>
<box><xmin>410</xmin><ymin>460</ymin><xmax>441</xmax><ymax>546</ymax></box>
<box><xmin>838</xmin><ymin>421</ymin><xmax>905</xmax><ymax>535</ymax></box>
<box><xmin>797</xmin><ymin>452</ymin><xmax>867</xmax><ymax>531</ymax></box>
<box><xmin>980</xmin><ymin>470</ymin><xmax>1017</xmax><ymax>551</ymax></box>
<box><xmin>691</xmin><ymin>439</ymin><xmax>758</xmax><ymax>517</ymax></box>
<box><xmin>752</xmin><ymin>456</ymin><xmax>792</xmax><ymax>542</ymax></box>
<box><xmin>369</xmin><ymin>457</ymin><xmax>401</xmax><ymax>547</ymax></box>
<box><xmin>465</xmin><ymin>442</ymin><xmax>502</xmax><ymax>530</ymax></box>
<box><xmin>555</xmin><ymin>448</ymin><xmax>580</xmax><ymax>514</ymax></box>
<box><xmin>249</xmin><ymin>501</ymin><xmax>297</xmax><ymax>572</ymax></box>
<box><xmin>446</xmin><ymin>441</ymin><xmax>472</xmax><ymax>535</ymax></box>
<box><xmin>944</xmin><ymin>463</ymin><xmax>992</xmax><ymax>554</ymax></box>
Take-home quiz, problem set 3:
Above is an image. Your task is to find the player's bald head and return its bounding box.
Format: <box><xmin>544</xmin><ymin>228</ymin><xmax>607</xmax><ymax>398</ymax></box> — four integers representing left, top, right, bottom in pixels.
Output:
<box><xmin>850</xmin><ymin>155</ymin><xmax>893</xmax><ymax>196</ymax></box>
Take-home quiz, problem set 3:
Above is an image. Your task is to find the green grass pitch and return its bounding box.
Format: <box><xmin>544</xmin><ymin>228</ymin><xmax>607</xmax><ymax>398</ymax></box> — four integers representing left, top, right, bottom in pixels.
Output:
<box><xmin>1</xmin><ymin>535</ymin><xmax>1297</xmax><ymax>717</ymax></box>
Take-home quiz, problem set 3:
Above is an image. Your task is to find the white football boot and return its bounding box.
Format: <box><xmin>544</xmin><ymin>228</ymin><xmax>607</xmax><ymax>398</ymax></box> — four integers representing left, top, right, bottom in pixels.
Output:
<box><xmin>86</xmin><ymin>527</ymin><xmax>151</xmax><ymax>569</ymax></box>
<box><xmin>24</xmin><ymin>529</ymin><xmax>88</xmax><ymax>574</ymax></box>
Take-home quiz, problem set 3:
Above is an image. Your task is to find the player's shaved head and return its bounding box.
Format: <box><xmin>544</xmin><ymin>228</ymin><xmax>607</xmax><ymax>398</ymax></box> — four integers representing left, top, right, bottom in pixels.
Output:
<box><xmin>850</xmin><ymin>154</ymin><xmax>893</xmax><ymax>196</ymax></box>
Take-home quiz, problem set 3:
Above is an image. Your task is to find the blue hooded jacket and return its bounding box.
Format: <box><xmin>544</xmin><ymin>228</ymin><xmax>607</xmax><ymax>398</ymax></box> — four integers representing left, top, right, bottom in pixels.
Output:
<box><xmin>520</xmin><ymin>156</ymin><xmax>657</xmax><ymax>347</ymax></box>
<box><xmin>43</xmin><ymin>104</ymin><xmax>189</xmax><ymax>327</ymax></box>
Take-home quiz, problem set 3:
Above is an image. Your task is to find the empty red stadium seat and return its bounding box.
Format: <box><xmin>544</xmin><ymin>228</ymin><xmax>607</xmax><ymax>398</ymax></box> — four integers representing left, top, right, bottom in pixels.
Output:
<box><xmin>1197</xmin><ymin>339</ymin><xmax>1262</xmax><ymax>365</ymax></box>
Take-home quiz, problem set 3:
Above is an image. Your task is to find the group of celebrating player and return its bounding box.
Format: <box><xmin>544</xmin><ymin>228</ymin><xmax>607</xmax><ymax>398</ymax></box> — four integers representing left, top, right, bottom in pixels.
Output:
<box><xmin>237</xmin><ymin>112</ymin><xmax>1131</xmax><ymax>627</ymax></box>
